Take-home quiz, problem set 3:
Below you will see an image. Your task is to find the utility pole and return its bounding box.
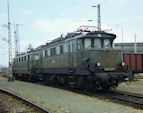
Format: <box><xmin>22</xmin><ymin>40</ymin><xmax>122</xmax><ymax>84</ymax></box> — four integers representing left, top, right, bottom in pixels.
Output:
<box><xmin>97</xmin><ymin>4</ymin><xmax>101</xmax><ymax>31</ymax></box>
<box><xmin>121</xmin><ymin>25</ymin><xmax>123</xmax><ymax>43</ymax></box>
<box><xmin>14</xmin><ymin>24</ymin><xmax>20</xmax><ymax>56</ymax></box>
<box><xmin>92</xmin><ymin>4</ymin><xmax>101</xmax><ymax>31</ymax></box>
<box><xmin>134</xmin><ymin>33</ymin><xmax>137</xmax><ymax>53</ymax></box>
<box><xmin>121</xmin><ymin>25</ymin><xmax>124</xmax><ymax>50</ymax></box>
<box><xmin>7</xmin><ymin>0</ymin><xmax>13</xmax><ymax>81</ymax></box>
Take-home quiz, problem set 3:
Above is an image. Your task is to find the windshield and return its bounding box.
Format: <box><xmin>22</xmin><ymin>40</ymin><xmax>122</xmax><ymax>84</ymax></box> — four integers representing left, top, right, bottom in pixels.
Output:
<box><xmin>104</xmin><ymin>39</ymin><xmax>111</xmax><ymax>48</ymax></box>
<box><xmin>84</xmin><ymin>38</ymin><xmax>101</xmax><ymax>49</ymax></box>
<box><xmin>94</xmin><ymin>39</ymin><xmax>101</xmax><ymax>48</ymax></box>
<box><xmin>82</xmin><ymin>38</ymin><xmax>112</xmax><ymax>49</ymax></box>
<box><xmin>84</xmin><ymin>38</ymin><xmax>91</xmax><ymax>48</ymax></box>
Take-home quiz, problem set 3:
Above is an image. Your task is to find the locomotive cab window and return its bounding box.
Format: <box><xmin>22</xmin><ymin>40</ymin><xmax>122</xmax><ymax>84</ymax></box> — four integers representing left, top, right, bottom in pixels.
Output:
<box><xmin>64</xmin><ymin>44</ymin><xmax>68</xmax><ymax>53</ymax></box>
<box><xmin>33</xmin><ymin>54</ymin><xmax>39</xmax><ymax>60</ymax></box>
<box><xmin>84</xmin><ymin>38</ymin><xmax>91</xmax><ymax>48</ymax></box>
<box><xmin>60</xmin><ymin>45</ymin><xmax>63</xmax><ymax>54</ymax></box>
<box><xmin>83</xmin><ymin>38</ymin><xmax>102</xmax><ymax>49</ymax></box>
<box><xmin>56</xmin><ymin>46</ymin><xmax>60</xmax><ymax>54</ymax></box>
<box><xmin>44</xmin><ymin>50</ymin><xmax>47</xmax><ymax>57</ymax></box>
<box><xmin>21</xmin><ymin>57</ymin><xmax>24</xmax><ymax>62</ymax></box>
<box><xmin>104</xmin><ymin>39</ymin><xmax>112</xmax><ymax>48</ymax></box>
<box><xmin>43</xmin><ymin>50</ymin><xmax>46</xmax><ymax>57</ymax></box>
<box><xmin>94</xmin><ymin>39</ymin><xmax>101</xmax><ymax>48</ymax></box>
<box><xmin>77</xmin><ymin>39</ymin><xmax>81</xmax><ymax>50</ymax></box>
<box><xmin>24</xmin><ymin>56</ymin><xmax>26</xmax><ymax>61</ymax></box>
<box><xmin>70</xmin><ymin>41</ymin><xmax>73</xmax><ymax>52</ymax></box>
<box><xmin>47</xmin><ymin>49</ymin><xmax>51</xmax><ymax>56</ymax></box>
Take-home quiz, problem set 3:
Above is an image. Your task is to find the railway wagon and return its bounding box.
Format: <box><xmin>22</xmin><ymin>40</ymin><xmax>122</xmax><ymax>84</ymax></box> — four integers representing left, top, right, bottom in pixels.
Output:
<box><xmin>13</xmin><ymin>27</ymin><xmax>133</xmax><ymax>90</ymax></box>
<box><xmin>123</xmin><ymin>53</ymin><xmax>143</xmax><ymax>74</ymax></box>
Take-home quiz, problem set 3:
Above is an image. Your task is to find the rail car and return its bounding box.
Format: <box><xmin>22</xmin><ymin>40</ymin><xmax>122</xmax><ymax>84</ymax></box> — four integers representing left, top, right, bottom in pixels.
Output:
<box><xmin>12</xmin><ymin>26</ymin><xmax>133</xmax><ymax>90</ymax></box>
<box><xmin>123</xmin><ymin>53</ymin><xmax>143</xmax><ymax>75</ymax></box>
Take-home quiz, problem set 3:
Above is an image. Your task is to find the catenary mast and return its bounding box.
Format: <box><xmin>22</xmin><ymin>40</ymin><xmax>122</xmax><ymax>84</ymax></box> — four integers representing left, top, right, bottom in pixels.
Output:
<box><xmin>92</xmin><ymin>4</ymin><xmax>101</xmax><ymax>31</ymax></box>
<box><xmin>7</xmin><ymin>0</ymin><xmax>13</xmax><ymax>81</ymax></box>
<box><xmin>97</xmin><ymin>4</ymin><xmax>101</xmax><ymax>31</ymax></box>
<box><xmin>14</xmin><ymin>24</ymin><xmax>20</xmax><ymax>56</ymax></box>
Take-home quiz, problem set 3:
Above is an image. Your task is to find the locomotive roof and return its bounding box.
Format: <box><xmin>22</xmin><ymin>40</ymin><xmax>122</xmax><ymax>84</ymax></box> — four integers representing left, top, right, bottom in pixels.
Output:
<box><xmin>15</xmin><ymin>27</ymin><xmax>116</xmax><ymax>57</ymax></box>
<box><xmin>36</xmin><ymin>31</ymin><xmax>116</xmax><ymax>50</ymax></box>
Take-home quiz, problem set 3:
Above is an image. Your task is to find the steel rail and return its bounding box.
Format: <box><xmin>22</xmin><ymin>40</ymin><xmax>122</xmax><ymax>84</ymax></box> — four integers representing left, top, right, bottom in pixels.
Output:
<box><xmin>107</xmin><ymin>91</ymin><xmax>143</xmax><ymax>108</ymax></box>
<box><xmin>0</xmin><ymin>88</ymin><xmax>50</xmax><ymax>113</ymax></box>
<box><xmin>114</xmin><ymin>91</ymin><xmax>143</xmax><ymax>98</ymax></box>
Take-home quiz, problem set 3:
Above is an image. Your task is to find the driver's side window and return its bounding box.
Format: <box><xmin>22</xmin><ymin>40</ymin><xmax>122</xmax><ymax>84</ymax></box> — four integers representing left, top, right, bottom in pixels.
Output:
<box><xmin>104</xmin><ymin>39</ymin><xmax>111</xmax><ymax>48</ymax></box>
<box><xmin>84</xmin><ymin>39</ymin><xmax>91</xmax><ymax>48</ymax></box>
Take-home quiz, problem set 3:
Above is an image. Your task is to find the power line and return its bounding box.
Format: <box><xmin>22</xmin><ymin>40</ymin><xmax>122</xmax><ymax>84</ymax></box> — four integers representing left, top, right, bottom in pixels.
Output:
<box><xmin>57</xmin><ymin>0</ymin><xmax>77</xmax><ymax>17</ymax></box>
<box><xmin>33</xmin><ymin>0</ymin><xmax>50</xmax><ymax>14</ymax></box>
<box><xmin>0</xmin><ymin>34</ymin><xmax>8</xmax><ymax>42</ymax></box>
<box><xmin>71</xmin><ymin>0</ymin><xmax>96</xmax><ymax>24</ymax></box>
<box><xmin>71</xmin><ymin>7</ymin><xmax>91</xmax><ymax>23</ymax></box>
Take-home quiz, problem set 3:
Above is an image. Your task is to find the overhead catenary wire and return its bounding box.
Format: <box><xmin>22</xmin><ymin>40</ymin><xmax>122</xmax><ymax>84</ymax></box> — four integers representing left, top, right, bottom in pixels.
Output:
<box><xmin>56</xmin><ymin>0</ymin><xmax>77</xmax><ymax>17</ymax></box>
<box><xmin>69</xmin><ymin>0</ymin><xmax>97</xmax><ymax>24</ymax></box>
<box><xmin>0</xmin><ymin>34</ymin><xmax>8</xmax><ymax>42</ymax></box>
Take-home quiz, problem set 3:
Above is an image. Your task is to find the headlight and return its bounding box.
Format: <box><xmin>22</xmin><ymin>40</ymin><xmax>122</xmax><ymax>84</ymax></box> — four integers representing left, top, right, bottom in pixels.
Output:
<box><xmin>97</xmin><ymin>62</ymin><xmax>100</xmax><ymax>66</ymax></box>
<box><xmin>122</xmin><ymin>62</ymin><xmax>125</xmax><ymax>66</ymax></box>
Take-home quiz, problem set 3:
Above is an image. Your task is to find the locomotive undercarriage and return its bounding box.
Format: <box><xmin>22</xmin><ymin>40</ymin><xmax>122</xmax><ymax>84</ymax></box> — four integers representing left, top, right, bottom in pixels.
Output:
<box><xmin>13</xmin><ymin>69</ymin><xmax>129</xmax><ymax>90</ymax></box>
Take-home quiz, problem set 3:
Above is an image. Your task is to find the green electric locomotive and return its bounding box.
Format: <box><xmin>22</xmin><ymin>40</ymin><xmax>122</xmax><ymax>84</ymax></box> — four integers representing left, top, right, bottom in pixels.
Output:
<box><xmin>13</xmin><ymin>26</ymin><xmax>133</xmax><ymax>89</ymax></box>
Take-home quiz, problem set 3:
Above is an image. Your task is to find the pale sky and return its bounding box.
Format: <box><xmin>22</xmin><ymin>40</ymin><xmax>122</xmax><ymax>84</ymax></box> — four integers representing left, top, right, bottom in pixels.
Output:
<box><xmin>0</xmin><ymin>0</ymin><xmax>142</xmax><ymax>66</ymax></box>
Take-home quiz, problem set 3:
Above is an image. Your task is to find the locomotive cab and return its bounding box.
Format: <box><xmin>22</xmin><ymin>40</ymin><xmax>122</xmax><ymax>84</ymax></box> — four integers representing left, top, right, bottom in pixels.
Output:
<box><xmin>78</xmin><ymin>32</ymin><xmax>121</xmax><ymax>70</ymax></box>
<box><xmin>77</xmin><ymin>31</ymin><xmax>131</xmax><ymax>88</ymax></box>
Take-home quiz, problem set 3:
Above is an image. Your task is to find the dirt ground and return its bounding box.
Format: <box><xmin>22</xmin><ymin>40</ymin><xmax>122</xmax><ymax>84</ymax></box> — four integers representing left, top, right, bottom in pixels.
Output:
<box><xmin>114</xmin><ymin>79</ymin><xmax>143</xmax><ymax>95</ymax></box>
<box><xmin>0</xmin><ymin>77</ymin><xmax>142</xmax><ymax>113</ymax></box>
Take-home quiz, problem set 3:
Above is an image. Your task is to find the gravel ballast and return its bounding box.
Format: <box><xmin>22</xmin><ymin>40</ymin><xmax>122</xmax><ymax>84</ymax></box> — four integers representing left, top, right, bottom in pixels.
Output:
<box><xmin>114</xmin><ymin>80</ymin><xmax>143</xmax><ymax>95</ymax></box>
<box><xmin>0</xmin><ymin>77</ymin><xmax>142</xmax><ymax>113</ymax></box>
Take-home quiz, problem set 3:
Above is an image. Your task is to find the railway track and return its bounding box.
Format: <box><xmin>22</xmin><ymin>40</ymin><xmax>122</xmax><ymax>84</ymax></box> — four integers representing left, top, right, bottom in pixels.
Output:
<box><xmin>45</xmin><ymin>82</ymin><xmax>143</xmax><ymax>109</ymax></box>
<box><xmin>53</xmin><ymin>83</ymin><xmax>143</xmax><ymax>110</ymax></box>
<box><xmin>5</xmin><ymin>76</ymin><xmax>143</xmax><ymax>110</ymax></box>
<box><xmin>108</xmin><ymin>91</ymin><xmax>143</xmax><ymax>109</ymax></box>
<box><xmin>0</xmin><ymin>88</ymin><xmax>50</xmax><ymax>113</ymax></box>
<box><xmin>32</xmin><ymin>80</ymin><xmax>143</xmax><ymax>110</ymax></box>
<box><xmin>72</xmin><ymin>89</ymin><xmax>143</xmax><ymax>109</ymax></box>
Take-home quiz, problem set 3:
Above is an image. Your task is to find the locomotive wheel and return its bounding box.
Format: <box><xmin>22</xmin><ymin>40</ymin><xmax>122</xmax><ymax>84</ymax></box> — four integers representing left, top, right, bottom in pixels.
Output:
<box><xmin>43</xmin><ymin>75</ymin><xmax>50</xmax><ymax>85</ymax></box>
<box><xmin>68</xmin><ymin>75</ymin><xmax>76</xmax><ymax>88</ymax></box>
<box><xmin>101</xmin><ymin>86</ymin><xmax>110</xmax><ymax>90</ymax></box>
<box><xmin>57</xmin><ymin>75</ymin><xmax>67</xmax><ymax>86</ymax></box>
<box><xmin>83</xmin><ymin>76</ymin><xmax>93</xmax><ymax>91</ymax></box>
<box><xmin>76</xmin><ymin>76</ymin><xmax>84</xmax><ymax>89</ymax></box>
